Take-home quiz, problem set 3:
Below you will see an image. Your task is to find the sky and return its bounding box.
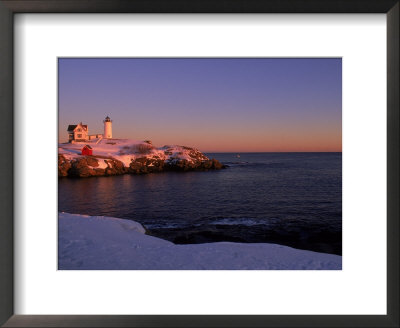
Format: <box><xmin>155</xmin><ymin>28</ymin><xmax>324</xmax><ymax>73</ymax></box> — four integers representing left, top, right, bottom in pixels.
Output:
<box><xmin>58</xmin><ymin>58</ymin><xmax>341</xmax><ymax>152</ymax></box>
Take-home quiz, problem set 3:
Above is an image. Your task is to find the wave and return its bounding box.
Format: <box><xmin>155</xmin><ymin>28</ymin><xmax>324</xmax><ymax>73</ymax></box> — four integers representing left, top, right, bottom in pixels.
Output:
<box><xmin>144</xmin><ymin>222</ymin><xmax>187</xmax><ymax>229</ymax></box>
<box><xmin>208</xmin><ymin>217</ymin><xmax>273</xmax><ymax>227</ymax></box>
<box><xmin>222</xmin><ymin>161</ymin><xmax>288</xmax><ymax>168</ymax></box>
<box><xmin>145</xmin><ymin>217</ymin><xmax>276</xmax><ymax>230</ymax></box>
<box><xmin>222</xmin><ymin>161</ymin><xmax>250</xmax><ymax>166</ymax></box>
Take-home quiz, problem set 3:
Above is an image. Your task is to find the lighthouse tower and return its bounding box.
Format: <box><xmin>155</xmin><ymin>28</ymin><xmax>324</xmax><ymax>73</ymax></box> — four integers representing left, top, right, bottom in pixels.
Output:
<box><xmin>103</xmin><ymin>116</ymin><xmax>112</xmax><ymax>139</ymax></box>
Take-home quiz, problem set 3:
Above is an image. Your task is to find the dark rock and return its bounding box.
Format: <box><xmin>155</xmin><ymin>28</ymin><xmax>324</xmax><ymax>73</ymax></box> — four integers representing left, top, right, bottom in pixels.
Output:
<box><xmin>69</xmin><ymin>162</ymin><xmax>96</xmax><ymax>178</ymax></box>
<box><xmin>135</xmin><ymin>157</ymin><xmax>147</xmax><ymax>164</ymax></box>
<box><xmin>58</xmin><ymin>146</ymin><xmax>225</xmax><ymax>178</ymax></box>
<box><xmin>58</xmin><ymin>155</ymin><xmax>71</xmax><ymax>177</ymax></box>
<box><xmin>201</xmin><ymin>160</ymin><xmax>213</xmax><ymax>170</ymax></box>
<box><xmin>104</xmin><ymin>158</ymin><xmax>125</xmax><ymax>175</ymax></box>
<box><xmin>211</xmin><ymin>158</ymin><xmax>223</xmax><ymax>169</ymax></box>
<box><xmin>72</xmin><ymin>158</ymin><xmax>88</xmax><ymax>169</ymax></box>
<box><xmin>85</xmin><ymin>157</ymin><xmax>99</xmax><ymax>167</ymax></box>
<box><xmin>93</xmin><ymin>168</ymin><xmax>105</xmax><ymax>176</ymax></box>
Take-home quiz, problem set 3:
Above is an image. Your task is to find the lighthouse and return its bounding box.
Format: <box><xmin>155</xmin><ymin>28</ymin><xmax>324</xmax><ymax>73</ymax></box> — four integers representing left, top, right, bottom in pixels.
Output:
<box><xmin>103</xmin><ymin>116</ymin><xmax>112</xmax><ymax>139</ymax></box>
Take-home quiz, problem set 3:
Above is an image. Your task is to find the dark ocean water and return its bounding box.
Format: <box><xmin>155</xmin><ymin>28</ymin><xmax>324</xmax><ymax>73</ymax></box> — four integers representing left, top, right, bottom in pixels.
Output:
<box><xmin>58</xmin><ymin>153</ymin><xmax>342</xmax><ymax>255</ymax></box>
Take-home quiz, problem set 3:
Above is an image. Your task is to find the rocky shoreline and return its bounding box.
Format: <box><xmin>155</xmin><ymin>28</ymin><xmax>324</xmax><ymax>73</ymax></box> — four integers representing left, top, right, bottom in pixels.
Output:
<box><xmin>58</xmin><ymin>154</ymin><xmax>225</xmax><ymax>178</ymax></box>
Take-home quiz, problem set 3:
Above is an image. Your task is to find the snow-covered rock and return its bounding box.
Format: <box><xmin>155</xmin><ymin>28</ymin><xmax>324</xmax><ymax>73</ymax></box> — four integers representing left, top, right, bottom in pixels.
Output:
<box><xmin>58</xmin><ymin>213</ymin><xmax>342</xmax><ymax>270</ymax></box>
<box><xmin>58</xmin><ymin>139</ymin><xmax>224</xmax><ymax>178</ymax></box>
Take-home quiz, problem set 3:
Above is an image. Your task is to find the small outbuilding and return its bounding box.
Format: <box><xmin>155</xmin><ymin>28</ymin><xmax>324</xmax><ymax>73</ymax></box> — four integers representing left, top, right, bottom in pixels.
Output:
<box><xmin>81</xmin><ymin>145</ymin><xmax>93</xmax><ymax>156</ymax></box>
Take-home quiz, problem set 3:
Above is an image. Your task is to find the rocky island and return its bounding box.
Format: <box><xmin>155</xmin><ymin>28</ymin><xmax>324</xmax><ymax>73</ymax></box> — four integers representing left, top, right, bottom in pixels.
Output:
<box><xmin>58</xmin><ymin>139</ymin><xmax>225</xmax><ymax>178</ymax></box>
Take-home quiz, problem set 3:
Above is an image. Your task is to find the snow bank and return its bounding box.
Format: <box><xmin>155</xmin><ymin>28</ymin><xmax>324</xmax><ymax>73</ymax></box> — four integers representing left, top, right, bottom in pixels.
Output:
<box><xmin>58</xmin><ymin>213</ymin><xmax>342</xmax><ymax>270</ymax></box>
<box><xmin>59</xmin><ymin>139</ymin><xmax>207</xmax><ymax>167</ymax></box>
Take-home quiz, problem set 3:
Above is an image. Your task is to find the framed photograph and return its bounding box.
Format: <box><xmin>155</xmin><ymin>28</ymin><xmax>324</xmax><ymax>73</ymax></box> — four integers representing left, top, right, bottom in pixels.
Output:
<box><xmin>57</xmin><ymin>57</ymin><xmax>343</xmax><ymax>271</ymax></box>
<box><xmin>0</xmin><ymin>0</ymin><xmax>398</xmax><ymax>327</ymax></box>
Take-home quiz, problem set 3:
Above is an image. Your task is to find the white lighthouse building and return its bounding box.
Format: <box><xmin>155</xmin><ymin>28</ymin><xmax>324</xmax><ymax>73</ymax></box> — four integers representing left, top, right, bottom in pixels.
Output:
<box><xmin>103</xmin><ymin>116</ymin><xmax>112</xmax><ymax>139</ymax></box>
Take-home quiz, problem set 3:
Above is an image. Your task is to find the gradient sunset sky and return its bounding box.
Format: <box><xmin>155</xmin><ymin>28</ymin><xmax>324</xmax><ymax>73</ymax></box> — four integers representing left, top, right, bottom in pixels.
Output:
<box><xmin>58</xmin><ymin>58</ymin><xmax>341</xmax><ymax>152</ymax></box>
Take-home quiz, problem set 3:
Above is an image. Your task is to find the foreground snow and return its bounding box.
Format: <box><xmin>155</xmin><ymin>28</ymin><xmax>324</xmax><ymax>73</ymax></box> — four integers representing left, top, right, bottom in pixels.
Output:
<box><xmin>58</xmin><ymin>213</ymin><xmax>342</xmax><ymax>270</ymax></box>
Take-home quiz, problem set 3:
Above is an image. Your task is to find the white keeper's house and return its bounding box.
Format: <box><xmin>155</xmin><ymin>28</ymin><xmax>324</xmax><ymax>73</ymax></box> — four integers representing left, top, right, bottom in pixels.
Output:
<box><xmin>67</xmin><ymin>116</ymin><xmax>113</xmax><ymax>143</ymax></box>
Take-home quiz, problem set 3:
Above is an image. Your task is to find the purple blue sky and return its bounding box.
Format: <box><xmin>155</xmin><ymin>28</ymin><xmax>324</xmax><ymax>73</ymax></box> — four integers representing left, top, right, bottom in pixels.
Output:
<box><xmin>58</xmin><ymin>58</ymin><xmax>342</xmax><ymax>152</ymax></box>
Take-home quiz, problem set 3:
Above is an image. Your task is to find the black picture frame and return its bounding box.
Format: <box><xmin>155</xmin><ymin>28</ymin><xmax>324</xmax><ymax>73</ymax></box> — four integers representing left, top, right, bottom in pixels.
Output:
<box><xmin>0</xmin><ymin>1</ymin><xmax>398</xmax><ymax>327</ymax></box>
